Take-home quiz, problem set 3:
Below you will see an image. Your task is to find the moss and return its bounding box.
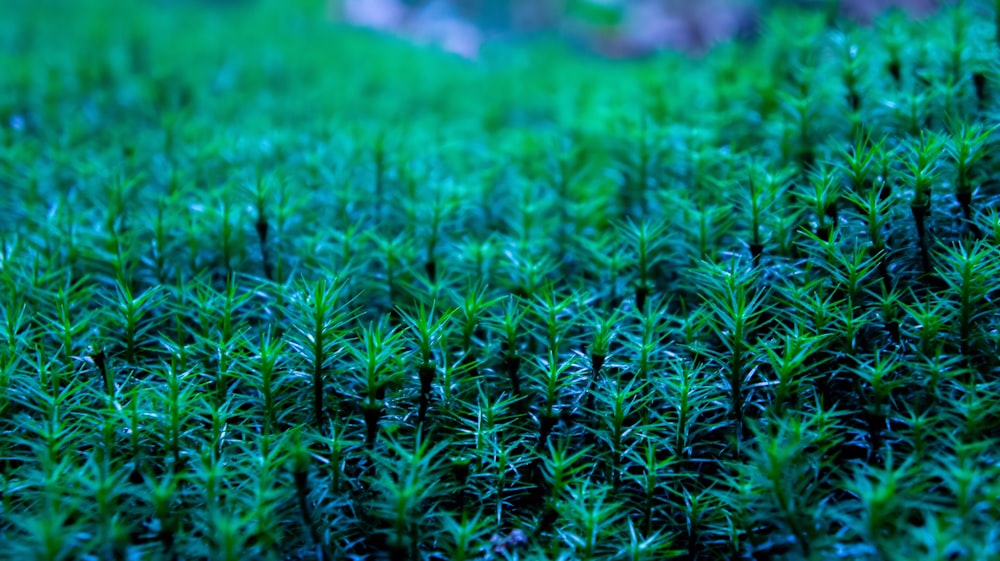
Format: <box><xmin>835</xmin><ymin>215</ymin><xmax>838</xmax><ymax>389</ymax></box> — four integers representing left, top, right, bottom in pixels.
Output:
<box><xmin>1</xmin><ymin>0</ymin><xmax>999</xmax><ymax>559</ymax></box>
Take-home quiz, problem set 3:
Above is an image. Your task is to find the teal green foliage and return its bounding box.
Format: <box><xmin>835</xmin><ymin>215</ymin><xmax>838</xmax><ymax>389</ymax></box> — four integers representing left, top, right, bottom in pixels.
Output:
<box><xmin>2</xmin><ymin>0</ymin><xmax>1000</xmax><ymax>559</ymax></box>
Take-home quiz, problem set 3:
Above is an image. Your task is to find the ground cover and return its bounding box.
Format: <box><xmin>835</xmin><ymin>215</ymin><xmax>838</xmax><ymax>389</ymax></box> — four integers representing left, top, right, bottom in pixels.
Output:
<box><xmin>1</xmin><ymin>0</ymin><xmax>1000</xmax><ymax>559</ymax></box>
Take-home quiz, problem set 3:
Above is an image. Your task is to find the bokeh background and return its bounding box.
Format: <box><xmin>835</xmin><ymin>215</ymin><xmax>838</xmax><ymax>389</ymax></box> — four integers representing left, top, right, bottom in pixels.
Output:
<box><xmin>333</xmin><ymin>0</ymin><xmax>950</xmax><ymax>57</ymax></box>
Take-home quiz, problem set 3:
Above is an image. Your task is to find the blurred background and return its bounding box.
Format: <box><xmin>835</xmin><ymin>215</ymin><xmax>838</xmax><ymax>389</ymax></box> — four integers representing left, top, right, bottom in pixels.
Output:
<box><xmin>332</xmin><ymin>0</ymin><xmax>949</xmax><ymax>57</ymax></box>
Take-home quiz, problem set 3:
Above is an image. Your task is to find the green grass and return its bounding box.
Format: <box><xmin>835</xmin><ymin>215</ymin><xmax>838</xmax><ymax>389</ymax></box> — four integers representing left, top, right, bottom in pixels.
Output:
<box><xmin>2</xmin><ymin>0</ymin><xmax>1000</xmax><ymax>559</ymax></box>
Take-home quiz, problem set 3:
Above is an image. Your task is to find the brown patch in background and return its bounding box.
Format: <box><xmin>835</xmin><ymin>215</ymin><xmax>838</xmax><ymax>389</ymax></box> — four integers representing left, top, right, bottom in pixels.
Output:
<box><xmin>841</xmin><ymin>0</ymin><xmax>945</xmax><ymax>24</ymax></box>
<box><xmin>335</xmin><ymin>0</ymin><xmax>954</xmax><ymax>58</ymax></box>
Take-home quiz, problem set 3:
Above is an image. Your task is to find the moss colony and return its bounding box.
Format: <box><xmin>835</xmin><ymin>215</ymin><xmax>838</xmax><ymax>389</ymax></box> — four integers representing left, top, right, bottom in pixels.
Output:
<box><xmin>2</xmin><ymin>0</ymin><xmax>1000</xmax><ymax>559</ymax></box>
